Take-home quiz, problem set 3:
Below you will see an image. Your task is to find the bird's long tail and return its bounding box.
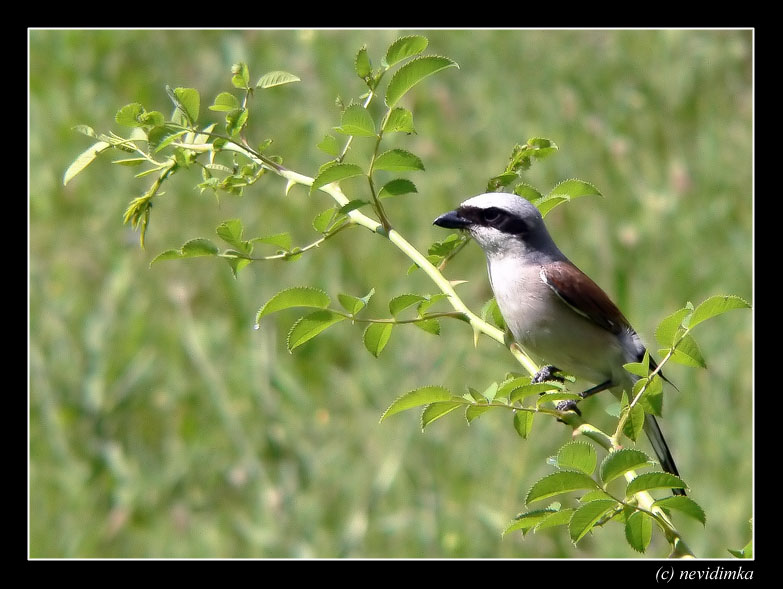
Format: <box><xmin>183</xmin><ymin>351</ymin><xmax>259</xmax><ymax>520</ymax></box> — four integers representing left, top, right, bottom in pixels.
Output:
<box><xmin>643</xmin><ymin>414</ymin><xmax>686</xmax><ymax>496</ymax></box>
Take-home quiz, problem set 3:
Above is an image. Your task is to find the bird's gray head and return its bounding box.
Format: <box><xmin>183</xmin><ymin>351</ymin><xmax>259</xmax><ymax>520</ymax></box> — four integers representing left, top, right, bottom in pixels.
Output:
<box><xmin>433</xmin><ymin>192</ymin><xmax>564</xmax><ymax>262</ymax></box>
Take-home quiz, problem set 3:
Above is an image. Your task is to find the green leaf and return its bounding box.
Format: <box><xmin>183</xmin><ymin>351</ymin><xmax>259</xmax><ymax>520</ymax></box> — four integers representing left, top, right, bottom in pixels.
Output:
<box><xmin>63</xmin><ymin>141</ymin><xmax>111</xmax><ymax>185</ymax></box>
<box><xmin>385</xmin><ymin>35</ymin><xmax>429</xmax><ymax>67</ymax></box>
<box><xmin>599</xmin><ymin>449</ymin><xmax>653</xmax><ymax>485</ymax></box>
<box><xmin>625</xmin><ymin>510</ymin><xmax>653</xmax><ymax>552</ymax></box>
<box><xmin>666</xmin><ymin>333</ymin><xmax>707</xmax><ymax>368</ymax></box>
<box><xmin>317</xmin><ymin>134</ymin><xmax>340</xmax><ymax>157</ymax></box>
<box><xmin>503</xmin><ymin>508</ymin><xmax>559</xmax><ymax>536</ymax></box>
<box><xmin>556</xmin><ymin>442</ymin><xmax>597</xmax><ymax>475</ymax></box>
<box><xmin>689</xmin><ymin>295</ymin><xmax>750</xmax><ymax>329</ymax></box>
<box><xmin>625</xmin><ymin>472</ymin><xmax>687</xmax><ymax>497</ymax></box>
<box><xmin>513</xmin><ymin>183</ymin><xmax>544</xmax><ymax>203</ymax></box>
<box><xmin>71</xmin><ymin>124</ymin><xmax>96</xmax><ymax>137</ymax></box>
<box><xmin>509</xmin><ymin>382</ymin><xmax>563</xmax><ymax>403</ymax></box>
<box><xmin>209</xmin><ymin>91</ymin><xmax>240</xmax><ymax>112</ymax></box>
<box><xmin>537</xmin><ymin>391</ymin><xmax>581</xmax><ymax>407</ymax></box>
<box><xmin>383</xmin><ymin>107</ymin><xmax>416</xmax><ymax>134</ymax></box>
<box><xmin>225</xmin><ymin>108</ymin><xmax>248</xmax><ymax>137</ymax></box>
<box><xmin>115</xmin><ymin>103</ymin><xmax>145</xmax><ymax>127</ymax></box>
<box><xmin>373</xmin><ymin>149</ymin><xmax>424</xmax><ymax>172</ymax></box>
<box><xmin>655</xmin><ymin>307</ymin><xmax>692</xmax><ymax>348</ymax></box>
<box><xmin>513</xmin><ymin>410</ymin><xmax>534</xmax><ymax>439</ymax></box>
<box><xmin>526</xmin><ymin>471</ymin><xmax>599</xmax><ymax>504</ymax></box>
<box><xmin>287</xmin><ymin>310</ymin><xmax>346</xmax><ymax>352</ymax></box>
<box><xmin>355</xmin><ymin>45</ymin><xmax>372</xmax><ymax>79</ymax></box>
<box><xmin>385</xmin><ymin>55</ymin><xmax>459</xmax><ymax>108</ymax></box>
<box><xmin>216</xmin><ymin>218</ymin><xmax>250</xmax><ymax>252</ymax></box>
<box><xmin>535</xmin><ymin>507</ymin><xmax>575</xmax><ymax>531</ymax></box>
<box><xmin>421</xmin><ymin>401</ymin><xmax>463</xmax><ymax>428</ymax></box>
<box><xmin>413</xmin><ymin>317</ymin><xmax>441</xmax><ymax>335</ymax></box>
<box><xmin>380</xmin><ymin>386</ymin><xmax>453</xmax><ymax>421</ymax></box>
<box><xmin>256</xmin><ymin>286</ymin><xmax>331</xmax><ymax>324</ymax></box>
<box><xmin>310</xmin><ymin>163</ymin><xmax>364</xmax><ymax>194</ymax></box>
<box><xmin>537</xmin><ymin>179</ymin><xmax>603</xmax><ymax>217</ymax></box>
<box><xmin>256</xmin><ymin>70</ymin><xmax>301</xmax><ymax>88</ymax></box>
<box><xmin>388</xmin><ymin>294</ymin><xmax>427</xmax><ymax>317</ymax></box>
<box><xmin>379</xmin><ymin>178</ymin><xmax>418</xmax><ymax>199</ymax></box>
<box><xmin>147</xmin><ymin>125</ymin><xmax>188</xmax><ymax>153</ymax></box>
<box><xmin>173</xmin><ymin>87</ymin><xmax>200</xmax><ymax>123</ymax></box>
<box><xmin>334</xmin><ymin>104</ymin><xmax>376</xmax><ymax>137</ymax></box>
<box><xmin>621</xmin><ymin>397</ymin><xmax>645</xmax><ymax>442</ymax></box>
<box><xmin>338</xmin><ymin>288</ymin><xmax>375</xmax><ymax>315</ymax></box>
<box><xmin>363</xmin><ymin>322</ymin><xmax>393</xmax><ymax>358</ymax></box>
<box><xmin>150</xmin><ymin>238</ymin><xmax>219</xmax><ymax>265</ymax></box>
<box><xmin>569</xmin><ymin>499</ymin><xmax>618</xmax><ymax>543</ymax></box>
<box><xmin>251</xmin><ymin>233</ymin><xmax>292</xmax><ymax>251</ymax></box>
<box><xmin>231</xmin><ymin>62</ymin><xmax>250</xmax><ymax>89</ymax></box>
<box><xmin>653</xmin><ymin>495</ymin><xmax>706</xmax><ymax>525</ymax></box>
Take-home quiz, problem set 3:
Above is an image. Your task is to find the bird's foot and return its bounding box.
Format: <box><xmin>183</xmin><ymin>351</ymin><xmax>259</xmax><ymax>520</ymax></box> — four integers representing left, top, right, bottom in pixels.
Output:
<box><xmin>532</xmin><ymin>365</ymin><xmax>564</xmax><ymax>384</ymax></box>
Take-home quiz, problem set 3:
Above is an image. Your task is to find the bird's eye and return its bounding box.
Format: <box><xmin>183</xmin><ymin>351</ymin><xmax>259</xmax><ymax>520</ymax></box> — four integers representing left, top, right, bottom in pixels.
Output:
<box><xmin>482</xmin><ymin>208</ymin><xmax>502</xmax><ymax>223</ymax></box>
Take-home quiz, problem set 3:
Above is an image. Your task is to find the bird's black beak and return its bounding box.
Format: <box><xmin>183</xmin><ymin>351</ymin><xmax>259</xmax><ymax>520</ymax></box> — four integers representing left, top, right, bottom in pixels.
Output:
<box><xmin>433</xmin><ymin>209</ymin><xmax>470</xmax><ymax>230</ymax></box>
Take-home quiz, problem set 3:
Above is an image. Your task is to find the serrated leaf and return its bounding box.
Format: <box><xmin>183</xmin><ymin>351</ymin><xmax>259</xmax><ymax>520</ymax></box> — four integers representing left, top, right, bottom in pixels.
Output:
<box><xmin>256</xmin><ymin>286</ymin><xmax>331</xmax><ymax>324</ymax></box>
<box><xmin>625</xmin><ymin>510</ymin><xmax>653</xmax><ymax>552</ymax></box>
<box><xmin>317</xmin><ymin>134</ymin><xmax>340</xmax><ymax>157</ymax></box>
<box><xmin>310</xmin><ymin>163</ymin><xmax>364</xmax><ymax>194</ymax></box>
<box><xmin>173</xmin><ymin>87</ymin><xmax>200</xmax><ymax>123</ymax></box>
<box><xmin>63</xmin><ymin>141</ymin><xmax>111</xmax><ymax>185</ymax></box>
<box><xmin>383</xmin><ymin>107</ymin><xmax>416</xmax><ymax>134</ymax></box>
<box><xmin>385</xmin><ymin>35</ymin><xmax>429</xmax><ymax>67</ymax></box>
<box><xmin>115</xmin><ymin>103</ymin><xmax>145</xmax><ymax>127</ymax></box>
<box><xmin>385</xmin><ymin>55</ymin><xmax>458</xmax><ymax>108</ymax></box>
<box><xmin>664</xmin><ymin>333</ymin><xmax>706</xmax><ymax>368</ymax></box>
<box><xmin>653</xmin><ymin>495</ymin><xmax>706</xmax><ymax>524</ymax></box>
<box><xmin>513</xmin><ymin>183</ymin><xmax>544</xmax><ymax>202</ymax></box>
<box><xmin>557</xmin><ymin>442</ymin><xmax>597</xmax><ymax>475</ymax></box>
<box><xmin>355</xmin><ymin>46</ymin><xmax>372</xmax><ymax>79</ymax></box>
<box><xmin>513</xmin><ymin>410</ymin><xmax>534</xmax><ymax>439</ymax></box>
<box><xmin>339</xmin><ymin>288</ymin><xmax>374</xmax><ymax>315</ymax></box>
<box><xmin>251</xmin><ymin>232</ymin><xmax>292</xmax><ymax>251</ymax></box>
<box><xmin>231</xmin><ymin>62</ymin><xmax>250</xmax><ymax>89</ymax></box>
<box><xmin>148</xmin><ymin>125</ymin><xmax>188</xmax><ymax>153</ymax></box>
<box><xmin>421</xmin><ymin>401</ymin><xmax>463</xmax><ymax>428</ymax></box>
<box><xmin>538</xmin><ymin>179</ymin><xmax>602</xmax><ymax>217</ymax></box>
<box><xmin>569</xmin><ymin>499</ymin><xmax>617</xmax><ymax>543</ymax></box>
<box><xmin>363</xmin><ymin>322</ymin><xmax>393</xmax><ymax>357</ymax></box>
<box><xmin>625</xmin><ymin>472</ymin><xmax>687</xmax><ymax>497</ymax></box>
<box><xmin>599</xmin><ymin>449</ymin><xmax>653</xmax><ymax>485</ymax></box>
<box><xmin>389</xmin><ymin>294</ymin><xmax>427</xmax><ymax>317</ymax></box>
<box><xmin>527</xmin><ymin>471</ymin><xmax>600</xmax><ymax>504</ymax></box>
<box><xmin>287</xmin><ymin>310</ymin><xmax>346</xmax><ymax>351</ymax></box>
<box><xmin>216</xmin><ymin>218</ymin><xmax>248</xmax><ymax>251</ymax></box>
<box><xmin>689</xmin><ymin>295</ymin><xmax>750</xmax><ymax>329</ymax></box>
<box><xmin>413</xmin><ymin>317</ymin><xmax>441</xmax><ymax>335</ymax></box>
<box><xmin>503</xmin><ymin>508</ymin><xmax>559</xmax><ymax>536</ymax></box>
<box><xmin>209</xmin><ymin>91</ymin><xmax>240</xmax><ymax>112</ymax></box>
<box><xmin>150</xmin><ymin>238</ymin><xmax>219</xmax><ymax>266</ymax></box>
<box><xmin>334</xmin><ymin>104</ymin><xmax>376</xmax><ymax>137</ymax></box>
<box><xmin>225</xmin><ymin>108</ymin><xmax>248</xmax><ymax>137</ymax></box>
<box><xmin>534</xmin><ymin>508</ymin><xmax>575</xmax><ymax>532</ymax></box>
<box><xmin>380</xmin><ymin>386</ymin><xmax>453</xmax><ymax>421</ymax></box>
<box><xmin>379</xmin><ymin>178</ymin><xmax>418</xmax><ymax>199</ymax></box>
<box><xmin>509</xmin><ymin>382</ymin><xmax>564</xmax><ymax>403</ymax></box>
<box><xmin>256</xmin><ymin>70</ymin><xmax>301</xmax><ymax>88</ymax></box>
<box><xmin>373</xmin><ymin>149</ymin><xmax>424</xmax><ymax>172</ymax></box>
<box><xmin>655</xmin><ymin>307</ymin><xmax>691</xmax><ymax>348</ymax></box>
<box><xmin>622</xmin><ymin>400</ymin><xmax>646</xmax><ymax>442</ymax></box>
<box><xmin>465</xmin><ymin>403</ymin><xmax>492</xmax><ymax>423</ymax></box>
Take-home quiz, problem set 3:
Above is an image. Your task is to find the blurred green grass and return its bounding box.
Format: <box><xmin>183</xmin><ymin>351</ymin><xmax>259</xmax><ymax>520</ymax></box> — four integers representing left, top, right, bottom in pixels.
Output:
<box><xmin>30</xmin><ymin>29</ymin><xmax>752</xmax><ymax>558</ymax></box>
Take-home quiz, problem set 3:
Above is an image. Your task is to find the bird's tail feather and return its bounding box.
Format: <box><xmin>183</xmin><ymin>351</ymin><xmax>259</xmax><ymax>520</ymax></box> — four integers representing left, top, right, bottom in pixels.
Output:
<box><xmin>643</xmin><ymin>414</ymin><xmax>686</xmax><ymax>496</ymax></box>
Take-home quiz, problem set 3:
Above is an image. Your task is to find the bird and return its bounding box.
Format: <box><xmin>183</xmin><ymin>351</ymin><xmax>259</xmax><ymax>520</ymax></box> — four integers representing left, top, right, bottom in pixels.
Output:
<box><xmin>433</xmin><ymin>192</ymin><xmax>685</xmax><ymax>495</ymax></box>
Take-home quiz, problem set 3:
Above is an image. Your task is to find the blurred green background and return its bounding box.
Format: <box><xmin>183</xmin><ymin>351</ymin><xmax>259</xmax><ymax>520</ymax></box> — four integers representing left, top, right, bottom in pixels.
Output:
<box><xmin>29</xmin><ymin>29</ymin><xmax>752</xmax><ymax>558</ymax></box>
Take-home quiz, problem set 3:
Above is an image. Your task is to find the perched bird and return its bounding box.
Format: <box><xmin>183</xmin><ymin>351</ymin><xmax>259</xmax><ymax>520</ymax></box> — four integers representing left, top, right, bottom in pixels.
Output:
<box><xmin>434</xmin><ymin>192</ymin><xmax>684</xmax><ymax>495</ymax></box>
